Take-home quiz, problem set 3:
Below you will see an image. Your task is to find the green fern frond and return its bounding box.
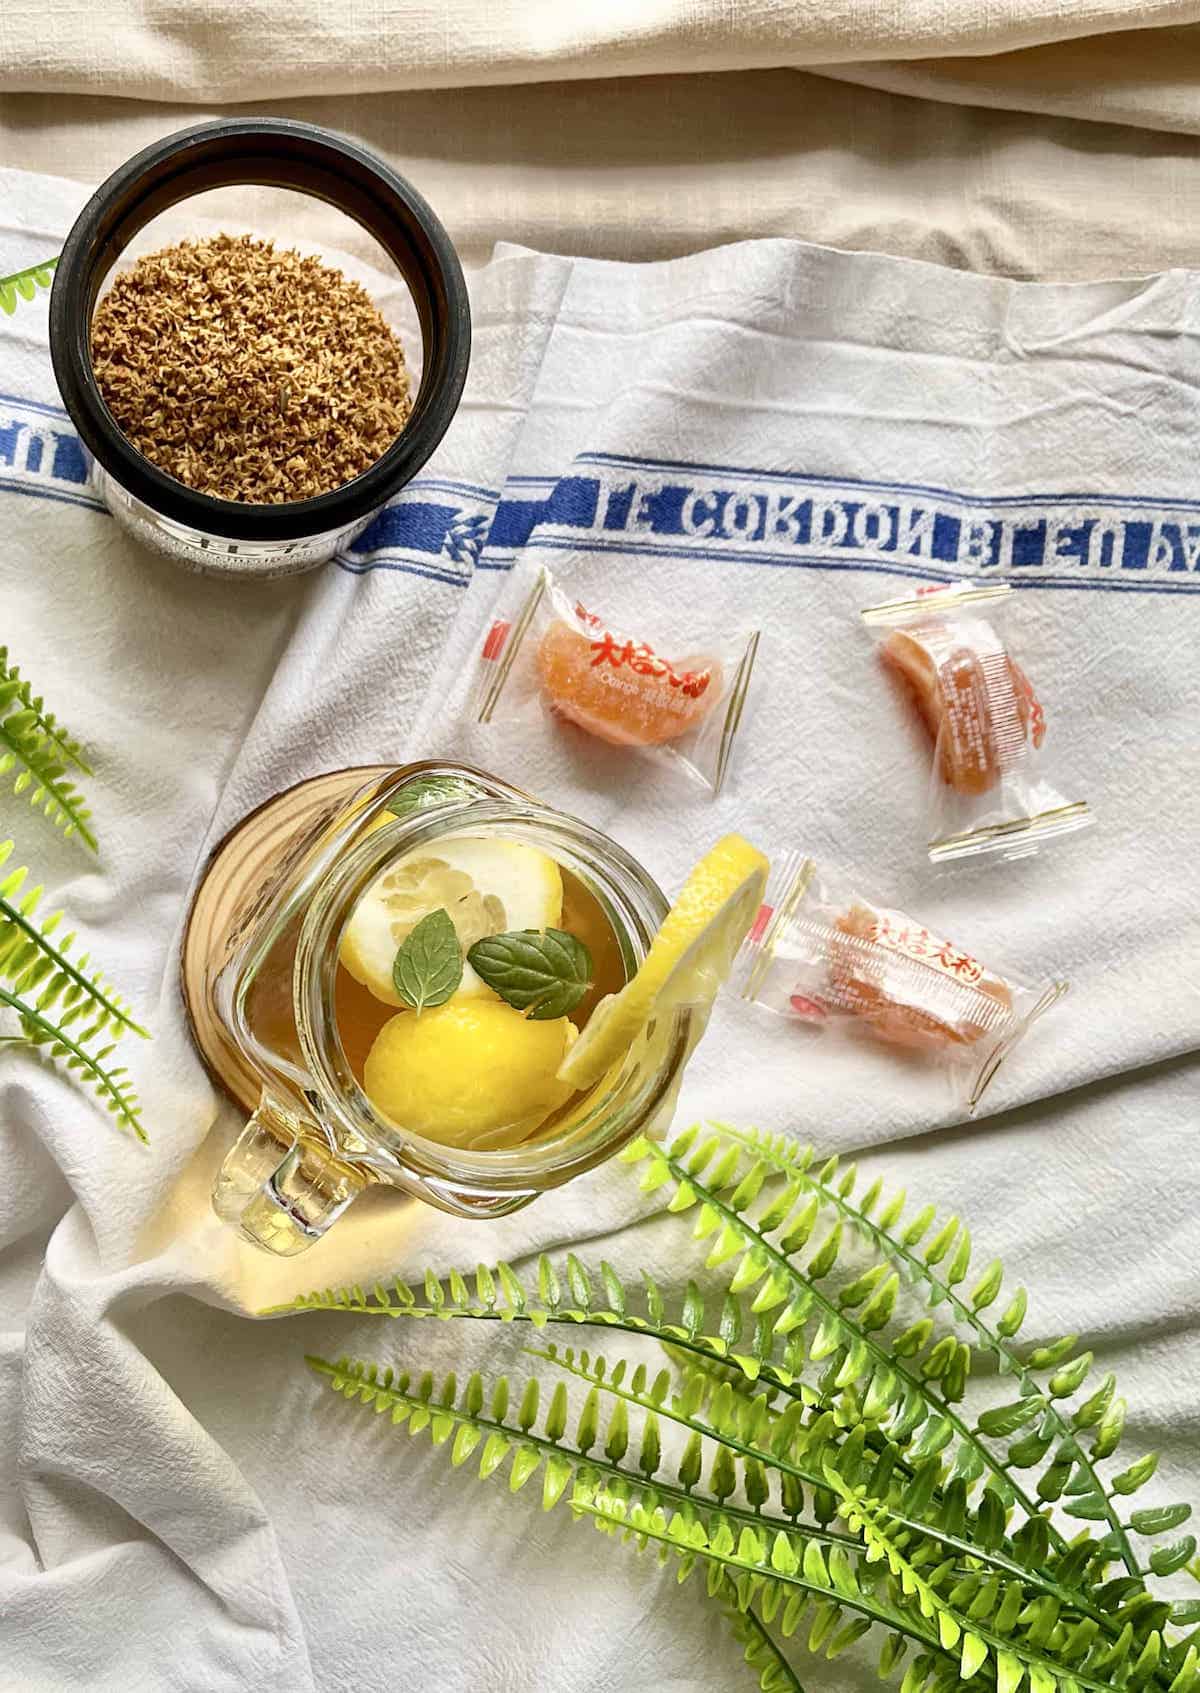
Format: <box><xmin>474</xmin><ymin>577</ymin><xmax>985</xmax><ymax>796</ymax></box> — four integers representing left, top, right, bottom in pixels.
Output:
<box><xmin>0</xmin><ymin>256</ymin><xmax>58</xmax><ymax>315</ymax></box>
<box><xmin>307</xmin><ymin>1349</ymin><xmax>854</xmax><ymax>1559</ymax></box>
<box><xmin>625</xmin><ymin>1131</ymin><xmax>1062</xmax><ymax>1522</ymax></box>
<box><xmin>631</xmin><ymin>1129</ymin><xmax>1196</xmax><ymax>1686</ymax></box>
<box><xmin>6</xmin><ymin>990</ymin><xmax>145</xmax><ymax>1139</ymax></box>
<box><xmin>0</xmin><ymin>651</ymin><xmax>96</xmax><ymax>851</ymax></box>
<box><xmin>0</xmin><ymin>842</ymin><xmax>145</xmax><ymax>1037</ymax></box>
<box><xmin>528</xmin><ymin>1341</ymin><xmax>845</xmax><ymax>1530</ymax></box>
<box><xmin>0</xmin><ymin>649</ymin><xmax>92</xmax><ymax>776</ymax></box>
<box><xmin>279</xmin><ymin>1173</ymin><xmax>1182</xmax><ymax>1678</ymax></box>
<box><xmin>310</xmin><ymin>1351</ymin><xmax>950</xmax><ymax>1674</ymax></box>
<box><xmin>830</xmin><ymin>1467</ymin><xmax>1124</xmax><ymax>1693</ymax></box>
<box><xmin>712</xmin><ymin>1122</ymin><xmax>1179</xmax><ymax>1583</ymax></box>
<box><xmin>0</xmin><ymin>840</ymin><xmax>147</xmax><ymax>1137</ymax></box>
<box><xmin>293</xmin><ymin>1123</ymin><xmax>1199</xmax><ymax>1693</ymax></box>
<box><xmin>272</xmin><ymin>1251</ymin><xmax>811</xmax><ymax>1408</ymax></box>
<box><xmin>575</xmin><ymin>1489</ymin><xmax>941</xmax><ymax>1665</ymax></box>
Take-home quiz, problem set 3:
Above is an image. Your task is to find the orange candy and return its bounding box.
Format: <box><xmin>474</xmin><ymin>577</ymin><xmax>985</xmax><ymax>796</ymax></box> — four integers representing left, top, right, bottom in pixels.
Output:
<box><xmin>882</xmin><ymin>630</ymin><xmax>1045</xmax><ymax>796</ymax></box>
<box><xmin>536</xmin><ymin>616</ymin><xmax>722</xmax><ymax>748</ymax></box>
<box><xmin>828</xmin><ymin>901</ymin><xmax>1014</xmax><ymax>1051</ymax></box>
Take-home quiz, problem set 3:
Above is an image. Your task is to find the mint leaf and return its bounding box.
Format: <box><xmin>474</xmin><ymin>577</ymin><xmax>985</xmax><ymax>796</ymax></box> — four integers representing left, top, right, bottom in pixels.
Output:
<box><xmin>385</xmin><ymin>774</ymin><xmax>478</xmax><ymax>818</ymax></box>
<box><xmin>467</xmin><ymin>928</ymin><xmax>593</xmax><ymax>1020</ymax></box>
<box><xmin>392</xmin><ymin>909</ymin><xmax>462</xmax><ymax>1012</ymax></box>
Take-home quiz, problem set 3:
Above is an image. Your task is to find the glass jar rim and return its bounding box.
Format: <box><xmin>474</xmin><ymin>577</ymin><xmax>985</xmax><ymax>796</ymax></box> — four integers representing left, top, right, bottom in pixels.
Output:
<box><xmin>49</xmin><ymin>116</ymin><xmax>471</xmax><ymax>542</ymax></box>
<box><xmin>292</xmin><ymin>797</ymin><xmax>692</xmax><ymax>1191</ymax></box>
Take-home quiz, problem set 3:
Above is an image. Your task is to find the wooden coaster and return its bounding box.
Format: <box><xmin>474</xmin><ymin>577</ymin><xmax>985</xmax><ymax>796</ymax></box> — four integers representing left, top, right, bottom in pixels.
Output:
<box><xmin>180</xmin><ymin>765</ymin><xmax>391</xmax><ymax>1114</ymax></box>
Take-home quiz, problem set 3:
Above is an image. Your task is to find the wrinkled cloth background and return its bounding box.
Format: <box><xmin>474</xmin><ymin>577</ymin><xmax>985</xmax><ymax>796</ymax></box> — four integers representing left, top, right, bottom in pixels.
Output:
<box><xmin>3</xmin><ymin>6</ymin><xmax>1200</xmax><ymax>1691</ymax></box>
<box><xmin>12</xmin><ymin>1</ymin><xmax>1200</xmax><ymax>278</ymax></box>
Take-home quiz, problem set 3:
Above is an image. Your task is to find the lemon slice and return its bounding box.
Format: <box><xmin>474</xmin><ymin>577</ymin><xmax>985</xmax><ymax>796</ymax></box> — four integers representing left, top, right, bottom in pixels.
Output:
<box><xmin>556</xmin><ymin>833</ymin><xmax>768</xmax><ymax>1092</ymax></box>
<box><xmin>341</xmin><ymin>834</ymin><xmax>563</xmax><ymax>1007</ymax></box>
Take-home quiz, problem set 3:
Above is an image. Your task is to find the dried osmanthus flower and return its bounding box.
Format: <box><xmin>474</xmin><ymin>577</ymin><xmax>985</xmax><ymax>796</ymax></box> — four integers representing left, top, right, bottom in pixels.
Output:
<box><xmin>90</xmin><ymin>233</ymin><xmax>412</xmax><ymax>504</ymax></box>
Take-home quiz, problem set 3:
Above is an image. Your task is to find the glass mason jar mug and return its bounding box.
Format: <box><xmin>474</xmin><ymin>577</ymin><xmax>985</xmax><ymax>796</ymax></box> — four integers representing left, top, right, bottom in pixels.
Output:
<box><xmin>182</xmin><ymin>765</ymin><xmax>694</xmax><ymax>1256</ymax></box>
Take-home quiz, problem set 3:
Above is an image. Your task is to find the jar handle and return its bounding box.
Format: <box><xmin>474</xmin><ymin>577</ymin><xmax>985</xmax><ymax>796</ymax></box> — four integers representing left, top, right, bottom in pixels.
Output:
<box><xmin>212</xmin><ymin>1093</ymin><xmax>367</xmax><ymax>1256</ymax></box>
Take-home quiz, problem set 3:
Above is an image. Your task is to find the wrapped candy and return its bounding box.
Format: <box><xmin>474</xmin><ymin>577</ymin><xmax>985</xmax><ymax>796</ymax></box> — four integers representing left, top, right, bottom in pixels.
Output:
<box><xmin>474</xmin><ymin>564</ymin><xmax>759</xmax><ymax>793</ymax></box>
<box><xmin>862</xmin><ymin>581</ymin><xmax>1091</xmax><ymax>860</ymax></box>
<box><xmin>735</xmin><ymin>851</ymin><xmax>1066</xmax><ymax>1113</ymax></box>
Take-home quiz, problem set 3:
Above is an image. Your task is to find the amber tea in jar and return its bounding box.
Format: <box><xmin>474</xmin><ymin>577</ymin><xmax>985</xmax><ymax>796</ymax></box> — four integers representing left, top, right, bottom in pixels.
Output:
<box><xmin>242</xmin><ymin>821</ymin><xmax>628</xmax><ymax>1153</ymax></box>
<box><xmin>182</xmin><ymin>764</ymin><xmax>696</xmax><ymax>1255</ymax></box>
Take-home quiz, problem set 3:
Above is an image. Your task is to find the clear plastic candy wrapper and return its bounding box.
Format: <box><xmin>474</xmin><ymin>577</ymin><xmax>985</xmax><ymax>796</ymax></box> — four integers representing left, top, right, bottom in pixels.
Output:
<box><xmin>862</xmin><ymin>580</ymin><xmax>1092</xmax><ymax>861</ymax></box>
<box><xmin>473</xmin><ymin>564</ymin><xmax>759</xmax><ymax>794</ymax></box>
<box><xmin>734</xmin><ymin>851</ymin><xmax>1067</xmax><ymax>1114</ymax></box>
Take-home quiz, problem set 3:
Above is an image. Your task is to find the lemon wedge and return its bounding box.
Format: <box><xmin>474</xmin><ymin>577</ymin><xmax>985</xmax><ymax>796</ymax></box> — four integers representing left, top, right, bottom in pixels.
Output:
<box><xmin>340</xmin><ymin>832</ymin><xmax>563</xmax><ymax>1007</ymax></box>
<box><xmin>364</xmin><ymin>1000</ymin><xmax>578</xmax><ymax>1149</ymax></box>
<box><xmin>556</xmin><ymin>833</ymin><xmax>768</xmax><ymax>1092</ymax></box>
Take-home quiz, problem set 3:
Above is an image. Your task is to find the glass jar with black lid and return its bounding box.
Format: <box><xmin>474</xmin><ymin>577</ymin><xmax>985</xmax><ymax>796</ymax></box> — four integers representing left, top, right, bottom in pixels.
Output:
<box><xmin>50</xmin><ymin>118</ymin><xmax>471</xmax><ymax>578</ymax></box>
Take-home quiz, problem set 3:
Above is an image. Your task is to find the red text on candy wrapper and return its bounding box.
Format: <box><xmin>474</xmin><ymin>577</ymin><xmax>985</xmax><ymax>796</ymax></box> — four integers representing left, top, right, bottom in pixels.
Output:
<box><xmin>868</xmin><ymin>911</ymin><xmax>984</xmax><ymax>985</ymax></box>
<box><xmin>587</xmin><ymin>632</ymin><xmax>712</xmax><ymax>699</ymax></box>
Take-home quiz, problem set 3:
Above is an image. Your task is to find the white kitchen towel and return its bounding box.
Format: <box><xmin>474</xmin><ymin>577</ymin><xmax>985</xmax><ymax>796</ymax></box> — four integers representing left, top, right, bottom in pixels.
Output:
<box><xmin>2</xmin><ymin>166</ymin><xmax>1198</xmax><ymax>1692</ymax></box>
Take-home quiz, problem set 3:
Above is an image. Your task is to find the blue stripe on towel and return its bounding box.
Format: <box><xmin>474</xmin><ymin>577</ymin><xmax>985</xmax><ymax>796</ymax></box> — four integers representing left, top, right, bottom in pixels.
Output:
<box><xmin>4</xmin><ymin>389</ymin><xmax>1200</xmax><ymax>592</ymax></box>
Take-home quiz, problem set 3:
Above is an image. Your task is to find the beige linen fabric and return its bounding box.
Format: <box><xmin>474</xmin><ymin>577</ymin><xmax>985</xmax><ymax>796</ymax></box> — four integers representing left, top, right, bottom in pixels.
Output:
<box><xmin>1</xmin><ymin>0</ymin><xmax>1200</xmax><ymax>111</ymax></box>
<box><xmin>6</xmin><ymin>72</ymin><xmax>1200</xmax><ymax>284</ymax></box>
<box><xmin>826</xmin><ymin>24</ymin><xmax>1200</xmax><ymax>135</ymax></box>
<box><xmin>6</xmin><ymin>0</ymin><xmax>1200</xmax><ymax>284</ymax></box>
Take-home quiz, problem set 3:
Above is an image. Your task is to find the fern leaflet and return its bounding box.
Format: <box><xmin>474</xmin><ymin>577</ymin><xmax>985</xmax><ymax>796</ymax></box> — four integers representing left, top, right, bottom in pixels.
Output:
<box><xmin>0</xmin><ymin>257</ymin><xmax>58</xmax><ymax>315</ymax></box>
<box><xmin>723</xmin><ymin>1589</ymin><xmax>809</xmax><ymax>1692</ymax></box>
